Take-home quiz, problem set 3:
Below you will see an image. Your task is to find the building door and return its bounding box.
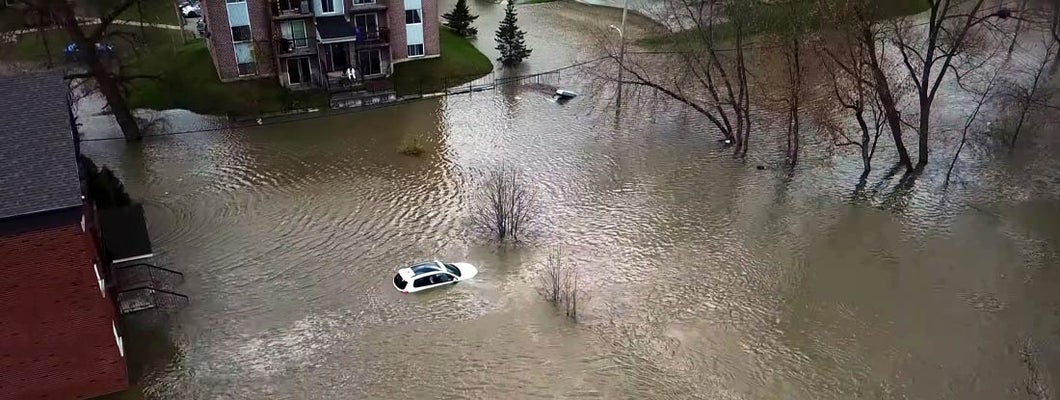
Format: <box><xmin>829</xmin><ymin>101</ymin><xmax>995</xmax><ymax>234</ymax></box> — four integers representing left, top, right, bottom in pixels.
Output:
<box><xmin>357</xmin><ymin>48</ymin><xmax>381</xmax><ymax>76</ymax></box>
<box><xmin>287</xmin><ymin>57</ymin><xmax>311</xmax><ymax>85</ymax></box>
<box><xmin>330</xmin><ymin>43</ymin><xmax>349</xmax><ymax>71</ymax></box>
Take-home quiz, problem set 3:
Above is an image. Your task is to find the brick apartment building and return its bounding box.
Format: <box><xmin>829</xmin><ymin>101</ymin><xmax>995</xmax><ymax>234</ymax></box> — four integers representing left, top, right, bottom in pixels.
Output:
<box><xmin>200</xmin><ymin>0</ymin><xmax>440</xmax><ymax>93</ymax></box>
<box><xmin>0</xmin><ymin>72</ymin><xmax>128</xmax><ymax>400</ymax></box>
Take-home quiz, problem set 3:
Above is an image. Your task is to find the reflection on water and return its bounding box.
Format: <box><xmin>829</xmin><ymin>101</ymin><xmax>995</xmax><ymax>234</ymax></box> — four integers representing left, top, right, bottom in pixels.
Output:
<box><xmin>79</xmin><ymin>2</ymin><xmax>1060</xmax><ymax>399</ymax></box>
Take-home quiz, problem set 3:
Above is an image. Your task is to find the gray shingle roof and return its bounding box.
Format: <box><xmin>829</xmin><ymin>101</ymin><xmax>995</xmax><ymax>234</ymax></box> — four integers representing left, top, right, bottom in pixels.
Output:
<box><xmin>0</xmin><ymin>72</ymin><xmax>83</xmax><ymax>219</ymax></box>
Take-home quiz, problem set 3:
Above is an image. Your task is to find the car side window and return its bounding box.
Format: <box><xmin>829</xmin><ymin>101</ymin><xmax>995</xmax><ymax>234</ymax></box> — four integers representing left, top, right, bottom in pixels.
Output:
<box><xmin>413</xmin><ymin>276</ymin><xmax>432</xmax><ymax>288</ymax></box>
<box><xmin>434</xmin><ymin>273</ymin><xmax>455</xmax><ymax>284</ymax></box>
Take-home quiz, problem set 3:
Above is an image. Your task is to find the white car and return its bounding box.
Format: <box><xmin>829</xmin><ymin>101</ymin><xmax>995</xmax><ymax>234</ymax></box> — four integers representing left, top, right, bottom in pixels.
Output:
<box><xmin>393</xmin><ymin>260</ymin><xmax>478</xmax><ymax>293</ymax></box>
<box><xmin>181</xmin><ymin>3</ymin><xmax>201</xmax><ymax>17</ymax></box>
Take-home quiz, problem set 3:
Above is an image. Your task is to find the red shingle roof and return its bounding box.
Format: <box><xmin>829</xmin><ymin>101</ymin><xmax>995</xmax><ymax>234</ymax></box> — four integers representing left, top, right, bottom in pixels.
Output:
<box><xmin>0</xmin><ymin>222</ymin><xmax>128</xmax><ymax>400</ymax></box>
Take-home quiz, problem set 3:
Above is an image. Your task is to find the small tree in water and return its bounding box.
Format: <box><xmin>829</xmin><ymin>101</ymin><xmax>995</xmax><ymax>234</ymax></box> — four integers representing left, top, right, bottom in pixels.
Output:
<box><xmin>537</xmin><ymin>248</ymin><xmax>589</xmax><ymax>321</ymax></box>
<box><xmin>443</xmin><ymin>0</ymin><xmax>479</xmax><ymax>37</ymax></box>
<box><xmin>494</xmin><ymin>0</ymin><xmax>532</xmax><ymax>66</ymax></box>
<box><xmin>472</xmin><ymin>164</ymin><xmax>538</xmax><ymax>242</ymax></box>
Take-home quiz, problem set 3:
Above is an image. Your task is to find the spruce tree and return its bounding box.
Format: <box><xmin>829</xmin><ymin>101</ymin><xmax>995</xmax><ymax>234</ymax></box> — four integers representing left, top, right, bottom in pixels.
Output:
<box><xmin>443</xmin><ymin>0</ymin><xmax>479</xmax><ymax>37</ymax></box>
<box><xmin>494</xmin><ymin>0</ymin><xmax>532</xmax><ymax>66</ymax></box>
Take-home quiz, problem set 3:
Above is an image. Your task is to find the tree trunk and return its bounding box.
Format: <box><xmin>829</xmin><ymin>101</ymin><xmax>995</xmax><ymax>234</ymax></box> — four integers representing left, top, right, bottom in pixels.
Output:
<box><xmin>1011</xmin><ymin>105</ymin><xmax>1029</xmax><ymax>149</ymax></box>
<box><xmin>1008</xmin><ymin>0</ymin><xmax>1028</xmax><ymax>57</ymax></box>
<box><xmin>53</xmin><ymin>0</ymin><xmax>142</xmax><ymax>140</ymax></box>
<box><xmin>917</xmin><ymin>105</ymin><xmax>930</xmax><ymax>169</ymax></box>
<box><xmin>854</xmin><ymin>109</ymin><xmax>872</xmax><ymax>173</ymax></box>
<box><xmin>863</xmin><ymin>28</ymin><xmax>913</xmax><ymax>171</ymax></box>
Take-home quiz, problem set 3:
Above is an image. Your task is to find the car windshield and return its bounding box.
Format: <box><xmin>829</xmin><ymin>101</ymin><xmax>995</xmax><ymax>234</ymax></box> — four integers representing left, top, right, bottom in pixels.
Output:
<box><xmin>393</xmin><ymin>274</ymin><xmax>407</xmax><ymax>289</ymax></box>
<box><xmin>411</xmin><ymin>262</ymin><xmax>441</xmax><ymax>276</ymax></box>
<box><xmin>444</xmin><ymin>263</ymin><xmax>461</xmax><ymax>277</ymax></box>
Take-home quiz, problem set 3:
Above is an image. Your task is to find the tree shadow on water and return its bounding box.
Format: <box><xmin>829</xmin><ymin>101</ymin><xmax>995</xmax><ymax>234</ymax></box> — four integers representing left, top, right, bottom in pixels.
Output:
<box><xmin>850</xmin><ymin>163</ymin><xmax>921</xmax><ymax>213</ymax></box>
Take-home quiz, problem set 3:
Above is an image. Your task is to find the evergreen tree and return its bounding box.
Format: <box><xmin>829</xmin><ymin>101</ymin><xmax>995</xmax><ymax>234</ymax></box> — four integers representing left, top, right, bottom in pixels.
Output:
<box><xmin>494</xmin><ymin>0</ymin><xmax>532</xmax><ymax>66</ymax></box>
<box><xmin>443</xmin><ymin>0</ymin><xmax>479</xmax><ymax>37</ymax></box>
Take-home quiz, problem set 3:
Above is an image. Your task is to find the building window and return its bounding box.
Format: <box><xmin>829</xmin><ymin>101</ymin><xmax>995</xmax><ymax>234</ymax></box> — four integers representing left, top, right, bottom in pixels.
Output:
<box><xmin>407</xmin><ymin>44</ymin><xmax>424</xmax><ymax>57</ymax></box>
<box><xmin>237</xmin><ymin>62</ymin><xmax>258</xmax><ymax>76</ymax></box>
<box><xmin>231</xmin><ymin>25</ymin><xmax>252</xmax><ymax>42</ymax></box>
<box><xmin>234</xmin><ymin>42</ymin><xmax>257</xmax><ymax>76</ymax></box>
<box><xmin>354</xmin><ymin>13</ymin><xmax>378</xmax><ymax>33</ymax></box>
<box><xmin>354</xmin><ymin>0</ymin><xmax>374</xmax><ymax>4</ymax></box>
<box><xmin>281</xmin><ymin>20</ymin><xmax>308</xmax><ymax>47</ymax></box>
<box><xmin>287</xmin><ymin>57</ymin><xmax>312</xmax><ymax>84</ymax></box>
<box><xmin>112</xmin><ymin>322</ymin><xmax>125</xmax><ymax>357</ymax></box>
<box><xmin>226</xmin><ymin>0</ymin><xmax>244</xmax><ymax>2</ymax></box>
<box><xmin>322</xmin><ymin>0</ymin><xmax>334</xmax><ymax>13</ymax></box>
<box><xmin>405</xmin><ymin>9</ymin><xmax>421</xmax><ymax>24</ymax></box>
<box><xmin>358</xmin><ymin>48</ymin><xmax>382</xmax><ymax>75</ymax></box>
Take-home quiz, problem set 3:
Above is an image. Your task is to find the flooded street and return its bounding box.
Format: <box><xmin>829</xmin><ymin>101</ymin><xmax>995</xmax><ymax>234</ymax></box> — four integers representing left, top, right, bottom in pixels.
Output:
<box><xmin>78</xmin><ymin>2</ymin><xmax>1060</xmax><ymax>399</ymax></box>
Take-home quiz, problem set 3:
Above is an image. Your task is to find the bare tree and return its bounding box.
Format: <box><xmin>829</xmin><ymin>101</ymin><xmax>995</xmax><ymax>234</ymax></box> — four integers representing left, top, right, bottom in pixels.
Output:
<box><xmin>471</xmin><ymin>164</ymin><xmax>539</xmax><ymax>242</ymax></box>
<box><xmin>22</xmin><ymin>0</ymin><xmax>154</xmax><ymax>141</ymax></box>
<box><xmin>538</xmin><ymin>249</ymin><xmax>566</xmax><ymax>305</ymax></box>
<box><xmin>817</xmin><ymin>34</ymin><xmax>888</xmax><ymax>175</ymax></box>
<box><xmin>536</xmin><ymin>248</ymin><xmax>589</xmax><ymax>321</ymax></box>
<box><xmin>997</xmin><ymin>38</ymin><xmax>1059</xmax><ymax>149</ymax></box>
<box><xmin>887</xmin><ymin>0</ymin><xmax>1014</xmax><ymax>169</ymax></box>
<box><xmin>818</xmin><ymin>0</ymin><xmax>916</xmax><ymax>170</ymax></box>
<box><xmin>593</xmin><ymin>0</ymin><xmax>754</xmax><ymax>156</ymax></box>
<box><xmin>1008</xmin><ymin>0</ymin><xmax>1030</xmax><ymax>57</ymax></box>
<box><xmin>774</xmin><ymin>0</ymin><xmax>811</xmax><ymax>166</ymax></box>
<box><xmin>814</xmin><ymin>0</ymin><xmax>915</xmax><ymax>169</ymax></box>
<box><xmin>946</xmin><ymin>58</ymin><xmax>1003</xmax><ymax>184</ymax></box>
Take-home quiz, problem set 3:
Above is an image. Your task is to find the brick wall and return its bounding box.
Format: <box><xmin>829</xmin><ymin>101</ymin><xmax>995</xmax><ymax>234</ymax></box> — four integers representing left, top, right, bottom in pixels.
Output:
<box><xmin>202</xmin><ymin>0</ymin><xmax>237</xmax><ymax>80</ymax></box>
<box><xmin>422</xmin><ymin>0</ymin><xmax>439</xmax><ymax>56</ymax></box>
<box><xmin>386</xmin><ymin>0</ymin><xmax>440</xmax><ymax>62</ymax></box>
<box><xmin>386</xmin><ymin>0</ymin><xmax>406</xmax><ymax>60</ymax></box>
<box><xmin>202</xmin><ymin>0</ymin><xmax>277</xmax><ymax>82</ymax></box>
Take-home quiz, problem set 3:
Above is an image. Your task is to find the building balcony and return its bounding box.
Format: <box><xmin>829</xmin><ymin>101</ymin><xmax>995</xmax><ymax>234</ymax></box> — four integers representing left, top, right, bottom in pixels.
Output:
<box><xmin>276</xmin><ymin>37</ymin><xmax>318</xmax><ymax>57</ymax></box>
<box><xmin>355</xmin><ymin>28</ymin><xmax>389</xmax><ymax>45</ymax></box>
<box><xmin>349</xmin><ymin>0</ymin><xmax>388</xmax><ymax>11</ymax></box>
<box><xmin>271</xmin><ymin>0</ymin><xmax>313</xmax><ymax>19</ymax></box>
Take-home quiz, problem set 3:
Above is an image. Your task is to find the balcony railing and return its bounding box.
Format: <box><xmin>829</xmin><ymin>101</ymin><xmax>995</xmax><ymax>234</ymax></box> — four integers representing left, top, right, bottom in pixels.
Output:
<box><xmin>276</xmin><ymin>37</ymin><xmax>317</xmax><ymax>56</ymax></box>
<box><xmin>349</xmin><ymin>0</ymin><xmax>387</xmax><ymax>11</ymax></box>
<box><xmin>271</xmin><ymin>0</ymin><xmax>312</xmax><ymax>18</ymax></box>
<box><xmin>354</xmin><ymin>28</ymin><xmax>389</xmax><ymax>44</ymax></box>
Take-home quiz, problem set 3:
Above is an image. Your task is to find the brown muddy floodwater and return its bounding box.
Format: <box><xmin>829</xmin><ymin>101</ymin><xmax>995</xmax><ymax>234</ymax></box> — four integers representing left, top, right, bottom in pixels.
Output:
<box><xmin>78</xmin><ymin>2</ymin><xmax>1060</xmax><ymax>399</ymax></box>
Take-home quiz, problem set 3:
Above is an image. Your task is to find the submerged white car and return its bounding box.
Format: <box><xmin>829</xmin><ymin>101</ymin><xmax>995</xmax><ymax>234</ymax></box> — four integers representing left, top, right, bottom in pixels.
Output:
<box><xmin>393</xmin><ymin>260</ymin><xmax>478</xmax><ymax>293</ymax></box>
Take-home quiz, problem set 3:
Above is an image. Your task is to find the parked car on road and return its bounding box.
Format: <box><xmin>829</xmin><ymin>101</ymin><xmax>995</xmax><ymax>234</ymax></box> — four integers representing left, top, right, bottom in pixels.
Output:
<box><xmin>63</xmin><ymin>42</ymin><xmax>115</xmax><ymax>61</ymax></box>
<box><xmin>393</xmin><ymin>261</ymin><xmax>478</xmax><ymax>293</ymax></box>
<box><xmin>180</xmin><ymin>1</ymin><xmax>201</xmax><ymax>17</ymax></box>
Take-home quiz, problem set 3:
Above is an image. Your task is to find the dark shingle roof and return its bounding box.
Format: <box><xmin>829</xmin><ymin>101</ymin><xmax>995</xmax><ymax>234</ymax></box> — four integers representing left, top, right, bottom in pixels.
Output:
<box><xmin>0</xmin><ymin>72</ymin><xmax>82</xmax><ymax>219</ymax></box>
<box><xmin>316</xmin><ymin>15</ymin><xmax>358</xmax><ymax>41</ymax></box>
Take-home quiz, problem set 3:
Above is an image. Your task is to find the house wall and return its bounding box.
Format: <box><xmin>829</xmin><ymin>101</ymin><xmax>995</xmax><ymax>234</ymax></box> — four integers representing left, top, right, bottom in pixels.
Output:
<box><xmin>203</xmin><ymin>0</ymin><xmax>277</xmax><ymax>82</ymax></box>
<box><xmin>421</xmin><ymin>0</ymin><xmax>439</xmax><ymax>56</ymax></box>
<box><xmin>0</xmin><ymin>214</ymin><xmax>129</xmax><ymax>399</ymax></box>
<box><xmin>387</xmin><ymin>0</ymin><xmax>438</xmax><ymax>62</ymax></box>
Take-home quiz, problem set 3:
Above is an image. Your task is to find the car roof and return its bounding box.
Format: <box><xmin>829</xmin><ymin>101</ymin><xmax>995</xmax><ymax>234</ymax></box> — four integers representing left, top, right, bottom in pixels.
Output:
<box><xmin>410</xmin><ymin>261</ymin><xmax>443</xmax><ymax>275</ymax></box>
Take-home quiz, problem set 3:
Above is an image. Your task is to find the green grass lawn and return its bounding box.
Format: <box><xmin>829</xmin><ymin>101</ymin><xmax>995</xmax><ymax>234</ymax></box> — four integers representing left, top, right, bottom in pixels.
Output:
<box><xmin>126</xmin><ymin>39</ymin><xmax>326</xmax><ymax>115</ymax></box>
<box><xmin>0</xmin><ymin>6</ymin><xmax>27</xmax><ymax>32</ymax></box>
<box><xmin>391</xmin><ymin>27</ymin><xmax>493</xmax><ymax>96</ymax></box>
<box><xmin>1</xmin><ymin>25</ymin><xmax>322</xmax><ymax>116</ymax></box>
